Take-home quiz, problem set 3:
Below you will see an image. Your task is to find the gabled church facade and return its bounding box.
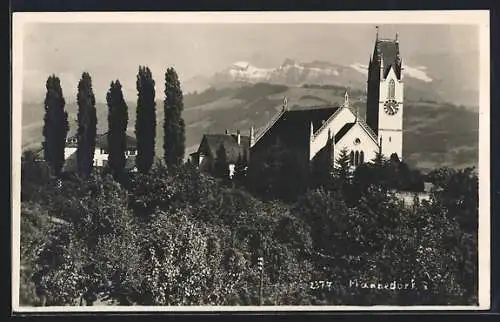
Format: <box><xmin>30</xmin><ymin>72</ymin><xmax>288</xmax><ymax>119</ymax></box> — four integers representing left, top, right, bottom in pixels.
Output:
<box><xmin>248</xmin><ymin>30</ymin><xmax>404</xmax><ymax>173</ymax></box>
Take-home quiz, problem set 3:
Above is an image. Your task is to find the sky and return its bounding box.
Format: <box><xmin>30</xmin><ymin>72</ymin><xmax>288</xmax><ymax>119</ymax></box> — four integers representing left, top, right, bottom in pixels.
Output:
<box><xmin>21</xmin><ymin>23</ymin><xmax>478</xmax><ymax>103</ymax></box>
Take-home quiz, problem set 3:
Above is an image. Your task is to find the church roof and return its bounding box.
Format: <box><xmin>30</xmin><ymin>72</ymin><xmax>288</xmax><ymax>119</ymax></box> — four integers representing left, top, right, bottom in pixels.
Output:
<box><xmin>254</xmin><ymin>104</ymin><xmax>340</xmax><ymax>146</ymax></box>
<box><xmin>284</xmin><ymin>105</ymin><xmax>340</xmax><ymax>132</ymax></box>
<box><xmin>334</xmin><ymin>122</ymin><xmax>356</xmax><ymax>143</ymax></box>
<box><xmin>65</xmin><ymin>132</ymin><xmax>137</xmax><ymax>150</ymax></box>
<box><xmin>199</xmin><ymin>134</ymin><xmax>249</xmax><ymax>164</ymax></box>
<box><xmin>375</xmin><ymin>38</ymin><xmax>402</xmax><ymax>79</ymax></box>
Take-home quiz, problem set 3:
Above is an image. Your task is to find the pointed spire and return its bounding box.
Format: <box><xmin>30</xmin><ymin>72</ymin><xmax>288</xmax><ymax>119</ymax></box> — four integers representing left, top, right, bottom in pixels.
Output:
<box><xmin>355</xmin><ymin>104</ymin><xmax>359</xmax><ymax>122</ymax></box>
<box><xmin>250</xmin><ymin>126</ymin><xmax>255</xmax><ymax>147</ymax></box>
<box><xmin>310</xmin><ymin>121</ymin><xmax>314</xmax><ymax>140</ymax></box>
<box><xmin>395</xmin><ymin>32</ymin><xmax>399</xmax><ymax>42</ymax></box>
<box><xmin>282</xmin><ymin>96</ymin><xmax>288</xmax><ymax>111</ymax></box>
<box><xmin>344</xmin><ymin>91</ymin><xmax>349</xmax><ymax>108</ymax></box>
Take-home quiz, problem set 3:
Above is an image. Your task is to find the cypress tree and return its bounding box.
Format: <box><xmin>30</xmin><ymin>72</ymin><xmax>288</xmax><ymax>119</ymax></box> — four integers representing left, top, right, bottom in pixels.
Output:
<box><xmin>107</xmin><ymin>80</ymin><xmax>129</xmax><ymax>179</ymax></box>
<box><xmin>135</xmin><ymin>66</ymin><xmax>156</xmax><ymax>174</ymax></box>
<box><xmin>76</xmin><ymin>72</ymin><xmax>97</xmax><ymax>178</ymax></box>
<box><xmin>163</xmin><ymin>67</ymin><xmax>186</xmax><ymax>167</ymax></box>
<box><xmin>42</xmin><ymin>75</ymin><xmax>69</xmax><ymax>177</ymax></box>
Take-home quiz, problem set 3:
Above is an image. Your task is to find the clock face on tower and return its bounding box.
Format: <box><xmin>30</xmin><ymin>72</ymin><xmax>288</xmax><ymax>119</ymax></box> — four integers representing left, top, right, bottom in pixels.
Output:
<box><xmin>384</xmin><ymin>99</ymin><xmax>399</xmax><ymax>116</ymax></box>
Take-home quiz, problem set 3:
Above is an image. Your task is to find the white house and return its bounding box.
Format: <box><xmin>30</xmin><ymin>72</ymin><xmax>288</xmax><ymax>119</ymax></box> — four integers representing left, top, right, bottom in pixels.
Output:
<box><xmin>63</xmin><ymin>132</ymin><xmax>138</xmax><ymax>172</ymax></box>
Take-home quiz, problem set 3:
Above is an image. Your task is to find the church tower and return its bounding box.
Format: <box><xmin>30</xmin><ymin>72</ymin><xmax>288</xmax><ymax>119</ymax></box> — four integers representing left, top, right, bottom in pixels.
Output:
<box><xmin>366</xmin><ymin>27</ymin><xmax>404</xmax><ymax>160</ymax></box>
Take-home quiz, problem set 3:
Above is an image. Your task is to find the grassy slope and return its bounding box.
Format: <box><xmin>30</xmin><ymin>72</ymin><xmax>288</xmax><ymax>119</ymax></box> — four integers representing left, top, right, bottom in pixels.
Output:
<box><xmin>21</xmin><ymin>83</ymin><xmax>478</xmax><ymax>172</ymax></box>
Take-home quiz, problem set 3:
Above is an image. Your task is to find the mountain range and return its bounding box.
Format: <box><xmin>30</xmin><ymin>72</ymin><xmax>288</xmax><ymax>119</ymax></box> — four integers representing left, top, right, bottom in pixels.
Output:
<box><xmin>183</xmin><ymin>53</ymin><xmax>479</xmax><ymax>109</ymax></box>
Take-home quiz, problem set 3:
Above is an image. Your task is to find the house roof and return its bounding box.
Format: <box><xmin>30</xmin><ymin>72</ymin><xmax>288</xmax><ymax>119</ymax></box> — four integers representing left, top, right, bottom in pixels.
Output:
<box><xmin>374</xmin><ymin>38</ymin><xmax>402</xmax><ymax>79</ymax></box>
<box><xmin>65</xmin><ymin>132</ymin><xmax>137</xmax><ymax>150</ymax></box>
<box><xmin>199</xmin><ymin>134</ymin><xmax>249</xmax><ymax>164</ymax></box>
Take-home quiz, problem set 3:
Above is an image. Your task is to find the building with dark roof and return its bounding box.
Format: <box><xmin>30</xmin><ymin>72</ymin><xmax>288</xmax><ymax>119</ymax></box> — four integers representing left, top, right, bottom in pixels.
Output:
<box><xmin>190</xmin><ymin>130</ymin><xmax>250</xmax><ymax>178</ymax></box>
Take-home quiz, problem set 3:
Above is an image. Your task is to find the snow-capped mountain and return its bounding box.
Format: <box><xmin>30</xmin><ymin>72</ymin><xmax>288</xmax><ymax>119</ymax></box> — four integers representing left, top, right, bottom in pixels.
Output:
<box><xmin>349</xmin><ymin>63</ymin><xmax>433</xmax><ymax>83</ymax></box>
<box><xmin>182</xmin><ymin>57</ymin><xmax>478</xmax><ymax>107</ymax></box>
<box><xmin>209</xmin><ymin>58</ymin><xmax>436</xmax><ymax>87</ymax></box>
<box><xmin>211</xmin><ymin>59</ymin><xmax>367</xmax><ymax>88</ymax></box>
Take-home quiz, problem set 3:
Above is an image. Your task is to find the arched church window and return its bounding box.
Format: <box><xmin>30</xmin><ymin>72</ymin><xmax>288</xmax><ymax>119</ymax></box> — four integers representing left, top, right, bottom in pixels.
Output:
<box><xmin>388</xmin><ymin>79</ymin><xmax>396</xmax><ymax>100</ymax></box>
<box><xmin>355</xmin><ymin>151</ymin><xmax>359</xmax><ymax>166</ymax></box>
<box><xmin>350</xmin><ymin>151</ymin><xmax>354</xmax><ymax>166</ymax></box>
<box><xmin>360</xmin><ymin>151</ymin><xmax>364</xmax><ymax>164</ymax></box>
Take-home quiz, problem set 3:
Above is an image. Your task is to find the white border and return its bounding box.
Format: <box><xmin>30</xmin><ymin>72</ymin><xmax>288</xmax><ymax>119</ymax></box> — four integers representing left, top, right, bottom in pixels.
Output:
<box><xmin>12</xmin><ymin>10</ymin><xmax>491</xmax><ymax>313</ymax></box>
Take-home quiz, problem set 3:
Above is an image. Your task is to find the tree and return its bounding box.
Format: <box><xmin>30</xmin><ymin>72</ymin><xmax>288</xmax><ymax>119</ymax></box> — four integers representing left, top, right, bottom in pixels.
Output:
<box><xmin>163</xmin><ymin>67</ymin><xmax>186</xmax><ymax>168</ymax></box>
<box><xmin>333</xmin><ymin>147</ymin><xmax>352</xmax><ymax>185</ymax></box>
<box><xmin>428</xmin><ymin>167</ymin><xmax>478</xmax><ymax>234</ymax></box>
<box><xmin>76</xmin><ymin>72</ymin><xmax>97</xmax><ymax>178</ymax></box>
<box><xmin>233</xmin><ymin>151</ymin><xmax>248</xmax><ymax>184</ymax></box>
<box><xmin>42</xmin><ymin>75</ymin><xmax>69</xmax><ymax>177</ymax></box>
<box><xmin>214</xmin><ymin>144</ymin><xmax>230</xmax><ymax>180</ymax></box>
<box><xmin>372</xmin><ymin>150</ymin><xmax>387</xmax><ymax>168</ymax></box>
<box><xmin>310</xmin><ymin>137</ymin><xmax>334</xmax><ymax>188</ymax></box>
<box><xmin>33</xmin><ymin>173</ymin><xmax>142</xmax><ymax>306</ymax></box>
<box><xmin>106</xmin><ymin>80</ymin><xmax>129</xmax><ymax>179</ymax></box>
<box><xmin>135</xmin><ymin>66</ymin><xmax>156</xmax><ymax>174</ymax></box>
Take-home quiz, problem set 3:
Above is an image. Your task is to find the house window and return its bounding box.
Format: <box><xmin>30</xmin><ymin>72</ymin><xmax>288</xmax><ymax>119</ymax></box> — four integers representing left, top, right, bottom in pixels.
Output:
<box><xmin>349</xmin><ymin>151</ymin><xmax>354</xmax><ymax>166</ymax></box>
<box><xmin>388</xmin><ymin>79</ymin><xmax>396</xmax><ymax>100</ymax></box>
<box><xmin>389</xmin><ymin>136</ymin><xmax>392</xmax><ymax>142</ymax></box>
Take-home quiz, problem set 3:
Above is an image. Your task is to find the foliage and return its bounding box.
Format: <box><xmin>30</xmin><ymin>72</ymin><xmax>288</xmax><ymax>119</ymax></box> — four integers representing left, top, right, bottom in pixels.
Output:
<box><xmin>42</xmin><ymin>75</ymin><xmax>69</xmax><ymax>177</ymax></box>
<box><xmin>248</xmin><ymin>139</ymin><xmax>308</xmax><ymax>202</ymax></box>
<box><xmin>76</xmin><ymin>72</ymin><xmax>97</xmax><ymax>178</ymax></box>
<box><xmin>20</xmin><ymin>202</ymin><xmax>53</xmax><ymax>306</ymax></box>
<box><xmin>214</xmin><ymin>144</ymin><xmax>230</xmax><ymax>180</ymax></box>
<box><xmin>310</xmin><ymin>137</ymin><xmax>334</xmax><ymax>189</ymax></box>
<box><xmin>21</xmin><ymin>150</ymin><xmax>52</xmax><ymax>202</ymax></box>
<box><xmin>333</xmin><ymin>147</ymin><xmax>352</xmax><ymax>183</ymax></box>
<box><xmin>232</xmin><ymin>151</ymin><xmax>248</xmax><ymax>184</ymax></box>
<box><xmin>163</xmin><ymin>67</ymin><xmax>186</xmax><ymax>168</ymax></box>
<box><xmin>351</xmin><ymin>151</ymin><xmax>425</xmax><ymax>203</ymax></box>
<box><xmin>32</xmin><ymin>173</ymin><xmax>142</xmax><ymax>305</ymax></box>
<box><xmin>106</xmin><ymin>80</ymin><xmax>129</xmax><ymax>179</ymax></box>
<box><xmin>135</xmin><ymin>66</ymin><xmax>156</xmax><ymax>174</ymax></box>
<box><xmin>293</xmin><ymin>182</ymin><xmax>477</xmax><ymax>305</ymax></box>
<box><xmin>427</xmin><ymin>167</ymin><xmax>478</xmax><ymax>234</ymax></box>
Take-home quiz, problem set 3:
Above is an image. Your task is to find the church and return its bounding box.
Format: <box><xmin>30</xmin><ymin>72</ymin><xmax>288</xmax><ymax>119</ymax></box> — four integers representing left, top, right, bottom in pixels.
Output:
<box><xmin>190</xmin><ymin>30</ymin><xmax>404</xmax><ymax>177</ymax></box>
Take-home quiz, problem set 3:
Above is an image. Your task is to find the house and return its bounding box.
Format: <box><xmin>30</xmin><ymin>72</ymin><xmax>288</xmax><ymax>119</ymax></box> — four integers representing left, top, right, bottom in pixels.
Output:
<box><xmin>63</xmin><ymin>132</ymin><xmax>138</xmax><ymax>172</ymax></box>
<box><xmin>190</xmin><ymin>129</ymin><xmax>250</xmax><ymax>178</ymax></box>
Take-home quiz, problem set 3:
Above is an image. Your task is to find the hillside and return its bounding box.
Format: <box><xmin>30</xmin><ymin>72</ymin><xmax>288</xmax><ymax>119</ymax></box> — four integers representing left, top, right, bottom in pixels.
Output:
<box><xmin>183</xmin><ymin>57</ymin><xmax>479</xmax><ymax>108</ymax></box>
<box><xmin>21</xmin><ymin>83</ymin><xmax>478</xmax><ymax>173</ymax></box>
